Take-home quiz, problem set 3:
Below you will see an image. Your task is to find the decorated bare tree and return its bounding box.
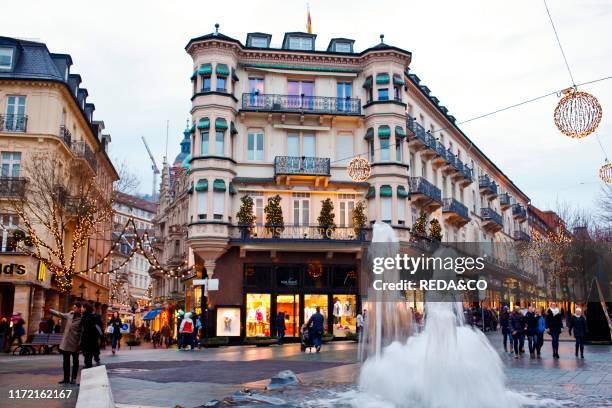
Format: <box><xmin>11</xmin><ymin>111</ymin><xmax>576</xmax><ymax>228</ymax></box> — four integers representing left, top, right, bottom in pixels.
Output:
<box><xmin>7</xmin><ymin>152</ymin><xmax>114</xmax><ymax>293</ymax></box>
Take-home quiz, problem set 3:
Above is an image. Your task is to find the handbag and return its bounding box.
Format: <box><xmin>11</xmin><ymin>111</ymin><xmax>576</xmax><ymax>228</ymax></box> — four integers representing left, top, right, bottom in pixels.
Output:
<box><xmin>106</xmin><ymin>325</ymin><xmax>114</xmax><ymax>334</ymax></box>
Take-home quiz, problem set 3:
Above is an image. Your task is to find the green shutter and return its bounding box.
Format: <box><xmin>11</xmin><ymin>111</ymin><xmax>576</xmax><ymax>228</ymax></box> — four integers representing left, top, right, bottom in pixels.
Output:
<box><xmin>216</xmin><ymin>64</ymin><xmax>229</xmax><ymax>76</ymax></box>
<box><xmin>393</xmin><ymin>74</ymin><xmax>405</xmax><ymax>85</ymax></box>
<box><xmin>230</xmin><ymin>121</ymin><xmax>238</xmax><ymax>135</ymax></box>
<box><xmin>380</xmin><ymin>185</ymin><xmax>392</xmax><ymax>197</ymax></box>
<box><xmin>213</xmin><ymin>179</ymin><xmax>226</xmax><ymax>192</ymax></box>
<box><xmin>366</xmin><ymin>186</ymin><xmax>375</xmax><ymax>198</ymax></box>
<box><xmin>397</xmin><ymin>185</ymin><xmax>409</xmax><ymax>198</ymax></box>
<box><xmin>190</xmin><ymin>70</ymin><xmax>197</xmax><ymax>80</ymax></box>
<box><xmin>395</xmin><ymin>125</ymin><xmax>406</xmax><ymax>139</ymax></box>
<box><xmin>189</xmin><ymin>125</ymin><xmax>195</xmax><ymax>134</ymax></box>
<box><xmin>364</xmin><ymin>128</ymin><xmax>374</xmax><ymax>140</ymax></box>
<box><xmin>198</xmin><ymin>63</ymin><xmax>212</xmax><ymax>75</ymax></box>
<box><xmin>229</xmin><ymin>182</ymin><xmax>237</xmax><ymax>194</ymax></box>
<box><xmin>215</xmin><ymin>118</ymin><xmax>228</xmax><ymax>130</ymax></box>
<box><xmin>362</xmin><ymin>76</ymin><xmax>373</xmax><ymax>88</ymax></box>
<box><xmin>197</xmin><ymin>118</ymin><xmax>210</xmax><ymax>130</ymax></box>
<box><xmin>195</xmin><ymin>179</ymin><xmax>208</xmax><ymax>192</ymax></box>
<box><xmin>376</xmin><ymin>73</ymin><xmax>390</xmax><ymax>85</ymax></box>
<box><xmin>378</xmin><ymin>125</ymin><xmax>391</xmax><ymax>139</ymax></box>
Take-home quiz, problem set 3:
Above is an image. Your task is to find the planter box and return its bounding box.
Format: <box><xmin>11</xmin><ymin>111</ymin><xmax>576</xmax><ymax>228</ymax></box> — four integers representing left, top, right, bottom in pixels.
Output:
<box><xmin>244</xmin><ymin>337</ymin><xmax>279</xmax><ymax>347</ymax></box>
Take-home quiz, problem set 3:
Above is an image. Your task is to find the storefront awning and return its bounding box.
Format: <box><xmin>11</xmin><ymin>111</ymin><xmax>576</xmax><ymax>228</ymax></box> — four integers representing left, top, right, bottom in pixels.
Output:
<box><xmin>142</xmin><ymin>308</ymin><xmax>162</xmax><ymax>321</ymax></box>
<box><xmin>216</xmin><ymin>63</ymin><xmax>230</xmax><ymax>77</ymax></box>
<box><xmin>378</xmin><ymin>125</ymin><xmax>391</xmax><ymax>139</ymax></box>
<box><xmin>376</xmin><ymin>73</ymin><xmax>390</xmax><ymax>85</ymax></box>
<box><xmin>197</xmin><ymin>118</ymin><xmax>210</xmax><ymax>130</ymax></box>
<box><xmin>198</xmin><ymin>63</ymin><xmax>212</xmax><ymax>75</ymax></box>
<box><xmin>215</xmin><ymin>118</ymin><xmax>228</xmax><ymax>130</ymax></box>
<box><xmin>380</xmin><ymin>185</ymin><xmax>392</xmax><ymax>197</ymax></box>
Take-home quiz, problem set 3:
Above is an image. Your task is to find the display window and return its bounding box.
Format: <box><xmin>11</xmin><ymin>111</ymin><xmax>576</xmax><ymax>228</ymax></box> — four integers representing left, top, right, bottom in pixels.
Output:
<box><xmin>276</xmin><ymin>294</ymin><xmax>299</xmax><ymax>337</ymax></box>
<box><xmin>216</xmin><ymin>307</ymin><xmax>241</xmax><ymax>337</ymax></box>
<box><xmin>246</xmin><ymin>293</ymin><xmax>271</xmax><ymax>336</ymax></box>
<box><xmin>332</xmin><ymin>294</ymin><xmax>357</xmax><ymax>337</ymax></box>
<box><xmin>332</xmin><ymin>266</ymin><xmax>357</xmax><ymax>288</ymax></box>
<box><xmin>304</xmin><ymin>294</ymin><xmax>328</xmax><ymax>332</ymax></box>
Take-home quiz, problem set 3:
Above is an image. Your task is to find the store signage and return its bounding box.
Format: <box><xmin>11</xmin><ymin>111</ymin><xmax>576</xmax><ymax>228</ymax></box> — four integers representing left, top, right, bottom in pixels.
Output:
<box><xmin>1</xmin><ymin>263</ymin><xmax>26</xmax><ymax>275</ymax></box>
<box><xmin>37</xmin><ymin>262</ymin><xmax>46</xmax><ymax>281</ymax></box>
<box><xmin>280</xmin><ymin>277</ymin><xmax>298</xmax><ymax>286</ymax></box>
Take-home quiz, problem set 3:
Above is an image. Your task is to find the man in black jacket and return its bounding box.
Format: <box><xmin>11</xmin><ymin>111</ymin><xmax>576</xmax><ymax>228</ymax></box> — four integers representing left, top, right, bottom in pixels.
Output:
<box><xmin>509</xmin><ymin>307</ymin><xmax>525</xmax><ymax>358</ymax></box>
<box><xmin>569</xmin><ymin>307</ymin><xmax>588</xmax><ymax>358</ymax></box>
<box><xmin>524</xmin><ymin>306</ymin><xmax>538</xmax><ymax>359</ymax></box>
<box><xmin>545</xmin><ymin>302</ymin><xmax>563</xmax><ymax>359</ymax></box>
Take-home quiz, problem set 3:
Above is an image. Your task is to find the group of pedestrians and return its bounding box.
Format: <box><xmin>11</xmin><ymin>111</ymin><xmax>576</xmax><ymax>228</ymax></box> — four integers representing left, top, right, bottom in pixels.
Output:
<box><xmin>499</xmin><ymin>302</ymin><xmax>588</xmax><ymax>359</ymax></box>
<box><xmin>177</xmin><ymin>310</ymin><xmax>203</xmax><ymax>350</ymax></box>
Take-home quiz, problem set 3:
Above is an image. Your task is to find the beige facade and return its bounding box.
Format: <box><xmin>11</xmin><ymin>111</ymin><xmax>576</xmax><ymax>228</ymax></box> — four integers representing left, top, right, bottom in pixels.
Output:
<box><xmin>0</xmin><ymin>37</ymin><xmax>118</xmax><ymax>337</ymax></box>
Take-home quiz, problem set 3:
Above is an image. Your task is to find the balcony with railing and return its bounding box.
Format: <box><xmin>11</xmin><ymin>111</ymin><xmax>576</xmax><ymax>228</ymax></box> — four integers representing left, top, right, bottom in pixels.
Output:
<box><xmin>0</xmin><ymin>177</ymin><xmax>27</xmax><ymax>198</ymax></box>
<box><xmin>274</xmin><ymin>156</ymin><xmax>330</xmax><ymax>185</ymax></box>
<box><xmin>499</xmin><ymin>193</ymin><xmax>513</xmax><ymax>210</ymax></box>
<box><xmin>0</xmin><ymin>114</ymin><xmax>27</xmax><ymax>133</ymax></box>
<box><xmin>60</xmin><ymin>125</ymin><xmax>72</xmax><ymax>148</ymax></box>
<box><xmin>513</xmin><ymin>230</ymin><xmax>531</xmax><ymax>242</ymax></box>
<box><xmin>241</xmin><ymin>93</ymin><xmax>361</xmax><ymax>115</ymax></box>
<box><xmin>442</xmin><ymin>198</ymin><xmax>470</xmax><ymax>226</ymax></box>
<box><xmin>481</xmin><ymin>207</ymin><xmax>503</xmax><ymax>232</ymax></box>
<box><xmin>512</xmin><ymin>204</ymin><xmax>527</xmax><ymax>221</ymax></box>
<box><xmin>478</xmin><ymin>175</ymin><xmax>498</xmax><ymax>197</ymax></box>
<box><xmin>71</xmin><ymin>141</ymin><xmax>97</xmax><ymax>171</ymax></box>
<box><xmin>407</xmin><ymin>118</ymin><xmax>436</xmax><ymax>154</ymax></box>
<box><xmin>409</xmin><ymin>177</ymin><xmax>442</xmax><ymax>210</ymax></box>
<box><xmin>431</xmin><ymin>141</ymin><xmax>450</xmax><ymax>168</ymax></box>
<box><xmin>230</xmin><ymin>224</ymin><xmax>370</xmax><ymax>243</ymax></box>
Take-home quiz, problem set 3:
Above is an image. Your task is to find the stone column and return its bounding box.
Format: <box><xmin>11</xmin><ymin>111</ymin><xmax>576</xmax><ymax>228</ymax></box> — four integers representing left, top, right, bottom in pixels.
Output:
<box><xmin>204</xmin><ymin>259</ymin><xmax>216</xmax><ymax>279</ymax></box>
<box><xmin>12</xmin><ymin>284</ymin><xmax>31</xmax><ymax>335</ymax></box>
<box><xmin>28</xmin><ymin>287</ymin><xmax>45</xmax><ymax>334</ymax></box>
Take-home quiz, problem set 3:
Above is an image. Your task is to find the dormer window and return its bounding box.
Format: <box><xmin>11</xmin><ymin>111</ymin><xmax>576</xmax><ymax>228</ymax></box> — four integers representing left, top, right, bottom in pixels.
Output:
<box><xmin>0</xmin><ymin>47</ymin><xmax>14</xmax><ymax>70</ymax></box>
<box><xmin>251</xmin><ymin>36</ymin><xmax>268</xmax><ymax>48</ymax></box>
<box><xmin>288</xmin><ymin>36</ymin><xmax>313</xmax><ymax>51</ymax></box>
<box><xmin>334</xmin><ymin>42</ymin><xmax>352</xmax><ymax>53</ymax></box>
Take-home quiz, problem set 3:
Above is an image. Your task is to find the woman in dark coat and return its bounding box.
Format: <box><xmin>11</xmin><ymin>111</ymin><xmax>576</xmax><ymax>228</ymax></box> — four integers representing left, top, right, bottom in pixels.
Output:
<box><xmin>509</xmin><ymin>306</ymin><xmax>525</xmax><ymax>358</ymax></box>
<box><xmin>545</xmin><ymin>302</ymin><xmax>563</xmax><ymax>359</ymax></box>
<box><xmin>108</xmin><ymin>312</ymin><xmax>122</xmax><ymax>355</ymax></box>
<box><xmin>80</xmin><ymin>303</ymin><xmax>101</xmax><ymax>368</ymax></box>
<box><xmin>569</xmin><ymin>307</ymin><xmax>588</xmax><ymax>358</ymax></box>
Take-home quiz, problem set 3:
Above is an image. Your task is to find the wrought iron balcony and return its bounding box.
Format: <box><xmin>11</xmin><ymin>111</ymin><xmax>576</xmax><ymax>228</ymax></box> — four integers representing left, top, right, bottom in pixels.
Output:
<box><xmin>0</xmin><ymin>114</ymin><xmax>27</xmax><ymax>132</ymax></box>
<box><xmin>274</xmin><ymin>156</ymin><xmax>330</xmax><ymax>177</ymax></box>
<box><xmin>479</xmin><ymin>175</ymin><xmax>498</xmax><ymax>196</ymax></box>
<box><xmin>512</xmin><ymin>204</ymin><xmax>527</xmax><ymax>220</ymax></box>
<box><xmin>462</xmin><ymin>165</ymin><xmax>474</xmax><ymax>182</ymax></box>
<box><xmin>481</xmin><ymin>207</ymin><xmax>503</xmax><ymax>230</ymax></box>
<box><xmin>60</xmin><ymin>125</ymin><xmax>72</xmax><ymax>147</ymax></box>
<box><xmin>513</xmin><ymin>230</ymin><xmax>531</xmax><ymax>242</ymax></box>
<box><xmin>241</xmin><ymin>93</ymin><xmax>361</xmax><ymax>115</ymax></box>
<box><xmin>442</xmin><ymin>198</ymin><xmax>470</xmax><ymax>224</ymax></box>
<box><xmin>230</xmin><ymin>224</ymin><xmax>370</xmax><ymax>242</ymax></box>
<box><xmin>0</xmin><ymin>177</ymin><xmax>27</xmax><ymax>198</ymax></box>
<box><xmin>500</xmin><ymin>193</ymin><xmax>513</xmax><ymax>209</ymax></box>
<box><xmin>71</xmin><ymin>141</ymin><xmax>97</xmax><ymax>171</ymax></box>
<box><xmin>409</xmin><ymin>177</ymin><xmax>442</xmax><ymax>204</ymax></box>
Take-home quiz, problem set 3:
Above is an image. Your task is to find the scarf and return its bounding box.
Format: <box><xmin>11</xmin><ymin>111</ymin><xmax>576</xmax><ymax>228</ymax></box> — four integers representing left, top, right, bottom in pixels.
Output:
<box><xmin>549</xmin><ymin>307</ymin><xmax>559</xmax><ymax>316</ymax></box>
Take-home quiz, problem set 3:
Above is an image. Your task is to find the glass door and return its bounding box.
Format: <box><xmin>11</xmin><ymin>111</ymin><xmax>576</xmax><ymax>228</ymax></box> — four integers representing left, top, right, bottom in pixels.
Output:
<box><xmin>336</xmin><ymin>82</ymin><xmax>352</xmax><ymax>112</ymax></box>
<box><xmin>339</xmin><ymin>199</ymin><xmax>355</xmax><ymax>228</ymax></box>
<box><xmin>246</xmin><ymin>294</ymin><xmax>271</xmax><ymax>337</ymax></box>
<box><xmin>248</xmin><ymin>78</ymin><xmax>264</xmax><ymax>107</ymax></box>
<box><xmin>276</xmin><ymin>294</ymin><xmax>299</xmax><ymax>338</ymax></box>
<box><xmin>292</xmin><ymin>196</ymin><xmax>310</xmax><ymax>226</ymax></box>
<box><xmin>6</xmin><ymin>96</ymin><xmax>26</xmax><ymax>131</ymax></box>
<box><xmin>288</xmin><ymin>81</ymin><xmax>314</xmax><ymax>110</ymax></box>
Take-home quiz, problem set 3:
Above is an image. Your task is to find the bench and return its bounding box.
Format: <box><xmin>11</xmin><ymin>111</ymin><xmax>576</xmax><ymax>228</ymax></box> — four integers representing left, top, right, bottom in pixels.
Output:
<box><xmin>12</xmin><ymin>333</ymin><xmax>63</xmax><ymax>355</ymax></box>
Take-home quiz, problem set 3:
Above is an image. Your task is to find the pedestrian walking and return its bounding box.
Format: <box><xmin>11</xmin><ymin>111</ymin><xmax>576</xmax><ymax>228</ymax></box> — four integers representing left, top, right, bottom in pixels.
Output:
<box><xmin>535</xmin><ymin>308</ymin><xmax>546</xmax><ymax>358</ymax></box>
<box><xmin>79</xmin><ymin>303</ymin><xmax>101</xmax><ymax>368</ymax></box>
<box><xmin>356</xmin><ymin>310</ymin><xmax>364</xmax><ymax>335</ymax></box>
<box><xmin>306</xmin><ymin>306</ymin><xmax>324</xmax><ymax>353</ymax></box>
<box><xmin>108</xmin><ymin>312</ymin><xmax>123</xmax><ymax>355</ymax></box>
<box><xmin>179</xmin><ymin>312</ymin><xmax>194</xmax><ymax>350</ymax></box>
<box><xmin>276</xmin><ymin>312</ymin><xmax>286</xmax><ymax>344</ymax></box>
<box><xmin>545</xmin><ymin>302</ymin><xmax>563</xmax><ymax>359</ymax></box>
<box><xmin>509</xmin><ymin>306</ymin><xmax>525</xmax><ymax>359</ymax></box>
<box><xmin>176</xmin><ymin>309</ymin><xmax>184</xmax><ymax>349</ymax></box>
<box><xmin>161</xmin><ymin>322</ymin><xmax>171</xmax><ymax>348</ymax></box>
<box><xmin>569</xmin><ymin>307</ymin><xmax>588</xmax><ymax>359</ymax></box>
<box><xmin>524</xmin><ymin>306</ymin><xmax>538</xmax><ymax>359</ymax></box>
<box><xmin>0</xmin><ymin>317</ymin><xmax>9</xmax><ymax>352</ymax></box>
<box><xmin>499</xmin><ymin>306</ymin><xmax>511</xmax><ymax>352</ymax></box>
<box><xmin>193</xmin><ymin>313</ymin><xmax>202</xmax><ymax>349</ymax></box>
<box><xmin>48</xmin><ymin>303</ymin><xmax>82</xmax><ymax>385</ymax></box>
<box><xmin>6</xmin><ymin>312</ymin><xmax>26</xmax><ymax>352</ymax></box>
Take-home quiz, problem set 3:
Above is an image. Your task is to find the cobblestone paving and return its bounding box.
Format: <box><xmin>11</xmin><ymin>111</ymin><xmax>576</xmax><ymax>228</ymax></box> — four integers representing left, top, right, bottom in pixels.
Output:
<box><xmin>0</xmin><ymin>332</ymin><xmax>610</xmax><ymax>407</ymax></box>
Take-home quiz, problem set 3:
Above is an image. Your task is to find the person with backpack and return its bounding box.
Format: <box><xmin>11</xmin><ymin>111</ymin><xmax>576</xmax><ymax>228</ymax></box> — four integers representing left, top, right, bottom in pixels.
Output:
<box><xmin>535</xmin><ymin>308</ymin><xmax>546</xmax><ymax>358</ymax></box>
<box><xmin>179</xmin><ymin>312</ymin><xmax>194</xmax><ymax>350</ymax></box>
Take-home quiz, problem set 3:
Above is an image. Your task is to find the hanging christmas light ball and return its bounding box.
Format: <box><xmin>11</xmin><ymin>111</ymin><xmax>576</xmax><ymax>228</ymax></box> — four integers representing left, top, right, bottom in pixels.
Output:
<box><xmin>599</xmin><ymin>160</ymin><xmax>612</xmax><ymax>184</ymax></box>
<box><xmin>348</xmin><ymin>156</ymin><xmax>371</xmax><ymax>182</ymax></box>
<box><xmin>554</xmin><ymin>88</ymin><xmax>602</xmax><ymax>138</ymax></box>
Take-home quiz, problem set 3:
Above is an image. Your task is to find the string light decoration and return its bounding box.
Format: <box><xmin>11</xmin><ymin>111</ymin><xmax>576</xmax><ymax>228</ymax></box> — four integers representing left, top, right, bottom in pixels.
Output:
<box><xmin>599</xmin><ymin>160</ymin><xmax>612</xmax><ymax>184</ymax></box>
<box><xmin>554</xmin><ymin>88</ymin><xmax>602</xmax><ymax>138</ymax></box>
<box><xmin>347</xmin><ymin>157</ymin><xmax>371</xmax><ymax>182</ymax></box>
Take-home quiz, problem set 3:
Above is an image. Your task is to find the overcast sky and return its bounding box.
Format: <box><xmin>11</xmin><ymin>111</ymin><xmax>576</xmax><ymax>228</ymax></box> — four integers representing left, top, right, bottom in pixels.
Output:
<box><xmin>4</xmin><ymin>0</ymin><xmax>611</xmax><ymax>213</ymax></box>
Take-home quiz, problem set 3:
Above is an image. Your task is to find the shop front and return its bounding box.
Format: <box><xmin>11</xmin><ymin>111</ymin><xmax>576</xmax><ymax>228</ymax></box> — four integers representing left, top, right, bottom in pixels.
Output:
<box><xmin>242</xmin><ymin>263</ymin><xmax>360</xmax><ymax>340</ymax></box>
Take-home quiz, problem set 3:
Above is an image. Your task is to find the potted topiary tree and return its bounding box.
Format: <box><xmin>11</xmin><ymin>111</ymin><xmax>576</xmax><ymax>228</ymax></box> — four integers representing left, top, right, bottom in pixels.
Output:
<box><xmin>236</xmin><ymin>195</ymin><xmax>256</xmax><ymax>239</ymax></box>
<box><xmin>351</xmin><ymin>200</ymin><xmax>367</xmax><ymax>240</ymax></box>
<box><xmin>264</xmin><ymin>195</ymin><xmax>284</xmax><ymax>238</ymax></box>
<box><xmin>317</xmin><ymin>198</ymin><xmax>336</xmax><ymax>239</ymax></box>
<box><xmin>412</xmin><ymin>211</ymin><xmax>427</xmax><ymax>238</ymax></box>
<box><xmin>429</xmin><ymin>218</ymin><xmax>443</xmax><ymax>241</ymax></box>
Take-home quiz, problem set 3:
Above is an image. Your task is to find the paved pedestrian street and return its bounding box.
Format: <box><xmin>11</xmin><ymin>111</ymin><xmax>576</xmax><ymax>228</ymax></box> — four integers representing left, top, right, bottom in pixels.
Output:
<box><xmin>0</xmin><ymin>332</ymin><xmax>610</xmax><ymax>407</ymax></box>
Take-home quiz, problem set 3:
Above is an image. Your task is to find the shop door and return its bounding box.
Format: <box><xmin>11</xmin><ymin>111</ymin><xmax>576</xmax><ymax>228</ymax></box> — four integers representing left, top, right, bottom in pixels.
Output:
<box><xmin>276</xmin><ymin>294</ymin><xmax>299</xmax><ymax>338</ymax></box>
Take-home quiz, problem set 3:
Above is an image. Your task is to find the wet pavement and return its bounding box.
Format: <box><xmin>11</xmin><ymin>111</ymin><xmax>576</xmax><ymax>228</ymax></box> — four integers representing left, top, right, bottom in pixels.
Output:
<box><xmin>0</xmin><ymin>332</ymin><xmax>610</xmax><ymax>407</ymax></box>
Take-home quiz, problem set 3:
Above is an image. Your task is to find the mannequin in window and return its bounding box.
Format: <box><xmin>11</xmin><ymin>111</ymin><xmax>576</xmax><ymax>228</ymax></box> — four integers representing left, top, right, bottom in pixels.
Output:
<box><xmin>333</xmin><ymin>298</ymin><xmax>342</xmax><ymax>326</ymax></box>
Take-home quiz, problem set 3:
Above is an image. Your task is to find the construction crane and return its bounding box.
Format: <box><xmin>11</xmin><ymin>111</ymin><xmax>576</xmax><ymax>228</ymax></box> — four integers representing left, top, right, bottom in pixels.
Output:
<box><xmin>141</xmin><ymin>136</ymin><xmax>160</xmax><ymax>201</ymax></box>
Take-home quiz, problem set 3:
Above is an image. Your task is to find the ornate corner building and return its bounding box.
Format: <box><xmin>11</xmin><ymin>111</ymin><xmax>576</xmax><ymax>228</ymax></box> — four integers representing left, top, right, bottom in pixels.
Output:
<box><xmin>152</xmin><ymin>28</ymin><xmax>536</xmax><ymax>341</ymax></box>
